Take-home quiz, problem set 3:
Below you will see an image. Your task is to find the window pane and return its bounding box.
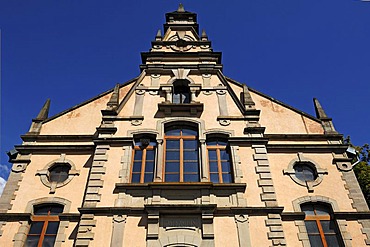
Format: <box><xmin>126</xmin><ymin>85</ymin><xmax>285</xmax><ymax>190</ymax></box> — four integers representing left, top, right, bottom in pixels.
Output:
<box><xmin>46</xmin><ymin>222</ymin><xmax>60</xmax><ymax>234</ymax></box>
<box><xmin>220</xmin><ymin>150</ymin><xmax>230</xmax><ymax>160</ymax></box>
<box><xmin>173</xmin><ymin>93</ymin><xmax>181</xmax><ymax>104</ymax></box>
<box><xmin>325</xmin><ymin>234</ymin><xmax>341</xmax><ymax>247</ymax></box>
<box><xmin>133</xmin><ymin>150</ymin><xmax>143</xmax><ymax>161</ymax></box>
<box><xmin>166</xmin><ymin>140</ymin><xmax>180</xmax><ymax>149</ymax></box>
<box><xmin>25</xmin><ymin>235</ymin><xmax>40</xmax><ymax>247</ymax></box>
<box><xmin>184</xmin><ymin>162</ymin><xmax>199</xmax><ymax>173</ymax></box>
<box><xmin>305</xmin><ymin>221</ymin><xmax>319</xmax><ymax>233</ymax></box>
<box><xmin>321</xmin><ymin>221</ymin><xmax>337</xmax><ymax>233</ymax></box>
<box><xmin>294</xmin><ymin>163</ymin><xmax>316</xmax><ymax>182</ymax></box>
<box><xmin>145</xmin><ymin>161</ymin><xmax>155</xmax><ymax>172</ymax></box>
<box><xmin>146</xmin><ymin>150</ymin><xmax>155</xmax><ymax>160</ymax></box>
<box><xmin>308</xmin><ymin>235</ymin><xmax>324</xmax><ymax>247</ymax></box>
<box><xmin>184</xmin><ymin>140</ymin><xmax>197</xmax><ymax>149</ymax></box>
<box><xmin>182</xmin><ymin>93</ymin><xmax>190</xmax><ymax>103</ymax></box>
<box><xmin>221</xmin><ymin>162</ymin><xmax>231</xmax><ymax>173</ymax></box>
<box><xmin>49</xmin><ymin>165</ymin><xmax>70</xmax><ymax>183</ymax></box>
<box><xmin>166</xmin><ymin>129</ymin><xmax>181</xmax><ymax>136</ymax></box>
<box><xmin>42</xmin><ymin>235</ymin><xmax>57</xmax><ymax>247</ymax></box>
<box><xmin>165</xmin><ymin>162</ymin><xmax>180</xmax><ymax>173</ymax></box>
<box><xmin>209</xmin><ymin>162</ymin><xmax>218</xmax><ymax>172</ymax></box>
<box><xmin>222</xmin><ymin>174</ymin><xmax>232</xmax><ymax>183</ymax></box>
<box><xmin>184</xmin><ymin>174</ymin><xmax>199</xmax><ymax>182</ymax></box>
<box><xmin>301</xmin><ymin>204</ymin><xmax>315</xmax><ymax>215</ymax></box>
<box><xmin>166</xmin><ymin>151</ymin><xmax>180</xmax><ymax>161</ymax></box>
<box><xmin>182</xmin><ymin>128</ymin><xmax>197</xmax><ymax>136</ymax></box>
<box><xmin>210</xmin><ymin>174</ymin><xmax>219</xmax><ymax>183</ymax></box>
<box><xmin>34</xmin><ymin>205</ymin><xmax>63</xmax><ymax>215</ymax></box>
<box><xmin>28</xmin><ymin>222</ymin><xmax>44</xmax><ymax>234</ymax></box>
<box><xmin>315</xmin><ymin>205</ymin><xmax>330</xmax><ymax>215</ymax></box>
<box><xmin>184</xmin><ymin>151</ymin><xmax>198</xmax><ymax>161</ymax></box>
<box><xmin>132</xmin><ymin>162</ymin><xmax>142</xmax><ymax>172</ymax></box>
<box><xmin>131</xmin><ymin>174</ymin><xmax>141</xmax><ymax>183</ymax></box>
<box><xmin>144</xmin><ymin>174</ymin><xmax>153</xmax><ymax>183</ymax></box>
<box><xmin>208</xmin><ymin>150</ymin><xmax>217</xmax><ymax>161</ymax></box>
<box><xmin>165</xmin><ymin>174</ymin><xmax>180</xmax><ymax>182</ymax></box>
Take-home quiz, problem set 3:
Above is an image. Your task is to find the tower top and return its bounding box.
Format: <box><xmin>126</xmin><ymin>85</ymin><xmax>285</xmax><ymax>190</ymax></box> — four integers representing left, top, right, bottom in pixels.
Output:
<box><xmin>164</xmin><ymin>4</ymin><xmax>199</xmax><ymax>34</ymax></box>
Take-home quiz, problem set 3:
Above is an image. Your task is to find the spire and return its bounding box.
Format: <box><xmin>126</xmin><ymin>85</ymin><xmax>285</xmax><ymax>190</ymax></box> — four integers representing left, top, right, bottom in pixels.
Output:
<box><xmin>313</xmin><ymin>98</ymin><xmax>328</xmax><ymax>119</ymax></box>
<box><xmin>201</xmin><ymin>29</ymin><xmax>208</xmax><ymax>41</ymax></box>
<box><xmin>155</xmin><ymin>29</ymin><xmax>162</xmax><ymax>41</ymax></box>
<box><xmin>242</xmin><ymin>85</ymin><xmax>256</xmax><ymax>110</ymax></box>
<box><xmin>177</xmin><ymin>3</ymin><xmax>185</xmax><ymax>13</ymax></box>
<box><xmin>313</xmin><ymin>98</ymin><xmax>337</xmax><ymax>134</ymax></box>
<box><xmin>35</xmin><ymin>99</ymin><xmax>50</xmax><ymax>120</ymax></box>
<box><xmin>106</xmin><ymin>84</ymin><xmax>120</xmax><ymax>111</ymax></box>
<box><xmin>26</xmin><ymin>99</ymin><xmax>51</xmax><ymax>135</ymax></box>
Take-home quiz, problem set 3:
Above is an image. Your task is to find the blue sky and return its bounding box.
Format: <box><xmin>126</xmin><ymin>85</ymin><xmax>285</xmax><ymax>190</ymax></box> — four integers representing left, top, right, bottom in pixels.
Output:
<box><xmin>1</xmin><ymin>0</ymin><xmax>370</xmax><ymax>183</ymax></box>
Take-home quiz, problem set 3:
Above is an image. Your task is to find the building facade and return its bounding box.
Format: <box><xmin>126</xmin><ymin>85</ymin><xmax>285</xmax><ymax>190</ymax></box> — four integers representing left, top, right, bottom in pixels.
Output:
<box><xmin>1</xmin><ymin>5</ymin><xmax>369</xmax><ymax>247</ymax></box>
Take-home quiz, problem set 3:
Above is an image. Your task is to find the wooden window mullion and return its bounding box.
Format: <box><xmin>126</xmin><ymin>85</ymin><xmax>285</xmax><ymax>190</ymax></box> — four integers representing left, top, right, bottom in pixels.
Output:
<box><xmin>217</xmin><ymin>148</ymin><xmax>222</xmax><ymax>183</ymax></box>
<box><xmin>180</xmin><ymin>137</ymin><xmax>184</xmax><ymax>182</ymax></box>
<box><xmin>316</xmin><ymin>219</ymin><xmax>328</xmax><ymax>247</ymax></box>
<box><xmin>140</xmin><ymin>149</ymin><xmax>147</xmax><ymax>183</ymax></box>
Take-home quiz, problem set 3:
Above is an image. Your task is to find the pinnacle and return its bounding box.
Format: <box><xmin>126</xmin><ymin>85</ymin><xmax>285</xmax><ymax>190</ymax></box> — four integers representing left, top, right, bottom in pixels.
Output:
<box><xmin>177</xmin><ymin>3</ymin><xmax>185</xmax><ymax>13</ymax></box>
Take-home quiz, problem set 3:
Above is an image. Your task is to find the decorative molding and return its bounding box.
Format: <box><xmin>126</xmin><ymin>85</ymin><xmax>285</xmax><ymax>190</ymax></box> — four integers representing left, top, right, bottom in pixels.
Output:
<box><xmin>292</xmin><ymin>196</ymin><xmax>352</xmax><ymax>247</ymax></box>
<box><xmin>283</xmin><ymin>153</ymin><xmax>327</xmax><ymax>192</ymax></box>
<box><xmin>341</xmin><ymin>170</ymin><xmax>370</xmax><ymax>245</ymax></box>
<box><xmin>36</xmin><ymin>153</ymin><xmax>80</xmax><ymax>193</ymax></box>
<box><xmin>235</xmin><ymin>214</ymin><xmax>252</xmax><ymax>247</ymax></box>
<box><xmin>13</xmin><ymin>197</ymin><xmax>71</xmax><ymax>247</ymax></box>
<box><xmin>252</xmin><ymin>144</ymin><xmax>286</xmax><ymax>246</ymax></box>
<box><xmin>110</xmin><ymin>215</ymin><xmax>127</xmax><ymax>247</ymax></box>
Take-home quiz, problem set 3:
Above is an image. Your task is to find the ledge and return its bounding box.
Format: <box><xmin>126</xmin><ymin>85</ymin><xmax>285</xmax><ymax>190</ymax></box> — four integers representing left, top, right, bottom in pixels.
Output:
<box><xmin>266</xmin><ymin>144</ymin><xmax>348</xmax><ymax>153</ymax></box>
<box><xmin>158</xmin><ymin>102</ymin><xmax>203</xmax><ymax>116</ymax></box>
<box><xmin>265</xmin><ymin>133</ymin><xmax>343</xmax><ymax>141</ymax></box>
<box><xmin>114</xmin><ymin>182</ymin><xmax>246</xmax><ymax>193</ymax></box>
<box><xmin>21</xmin><ymin>134</ymin><xmax>94</xmax><ymax>142</ymax></box>
<box><xmin>14</xmin><ymin>144</ymin><xmax>94</xmax><ymax>153</ymax></box>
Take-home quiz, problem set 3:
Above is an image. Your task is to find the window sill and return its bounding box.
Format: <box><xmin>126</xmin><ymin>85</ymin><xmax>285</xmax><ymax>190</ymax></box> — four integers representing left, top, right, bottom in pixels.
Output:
<box><xmin>114</xmin><ymin>182</ymin><xmax>246</xmax><ymax>192</ymax></box>
<box><xmin>158</xmin><ymin>102</ymin><xmax>203</xmax><ymax>116</ymax></box>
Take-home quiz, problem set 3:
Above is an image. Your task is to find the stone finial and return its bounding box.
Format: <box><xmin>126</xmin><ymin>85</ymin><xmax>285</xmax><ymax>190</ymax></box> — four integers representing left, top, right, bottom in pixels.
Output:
<box><xmin>155</xmin><ymin>29</ymin><xmax>162</xmax><ymax>41</ymax></box>
<box><xmin>106</xmin><ymin>84</ymin><xmax>120</xmax><ymax>111</ymax></box>
<box><xmin>35</xmin><ymin>98</ymin><xmax>51</xmax><ymax>120</ymax></box>
<box><xmin>177</xmin><ymin>3</ymin><xmax>185</xmax><ymax>12</ymax></box>
<box><xmin>27</xmin><ymin>99</ymin><xmax>51</xmax><ymax>135</ymax></box>
<box><xmin>313</xmin><ymin>98</ymin><xmax>328</xmax><ymax>119</ymax></box>
<box><xmin>242</xmin><ymin>85</ymin><xmax>256</xmax><ymax>110</ymax></box>
<box><xmin>313</xmin><ymin>98</ymin><xmax>337</xmax><ymax>134</ymax></box>
<box><xmin>201</xmin><ymin>29</ymin><xmax>208</xmax><ymax>41</ymax></box>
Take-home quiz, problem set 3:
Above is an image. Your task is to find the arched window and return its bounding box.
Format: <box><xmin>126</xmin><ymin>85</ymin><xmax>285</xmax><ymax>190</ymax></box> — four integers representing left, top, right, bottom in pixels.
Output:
<box><xmin>164</xmin><ymin>125</ymin><xmax>199</xmax><ymax>182</ymax></box>
<box><xmin>301</xmin><ymin>203</ymin><xmax>344</xmax><ymax>247</ymax></box>
<box><xmin>206</xmin><ymin>137</ymin><xmax>233</xmax><ymax>183</ymax></box>
<box><xmin>131</xmin><ymin>137</ymin><xmax>157</xmax><ymax>183</ymax></box>
<box><xmin>173</xmin><ymin>80</ymin><xmax>190</xmax><ymax>104</ymax></box>
<box><xmin>25</xmin><ymin>204</ymin><xmax>64</xmax><ymax>247</ymax></box>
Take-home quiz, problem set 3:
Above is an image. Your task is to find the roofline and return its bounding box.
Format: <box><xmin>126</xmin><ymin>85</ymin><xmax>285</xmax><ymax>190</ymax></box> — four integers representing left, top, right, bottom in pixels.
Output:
<box><xmin>42</xmin><ymin>77</ymin><xmax>138</xmax><ymax>124</ymax></box>
<box><xmin>225</xmin><ymin>77</ymin><xmax>321</xmax><ymax>123</ymax></box>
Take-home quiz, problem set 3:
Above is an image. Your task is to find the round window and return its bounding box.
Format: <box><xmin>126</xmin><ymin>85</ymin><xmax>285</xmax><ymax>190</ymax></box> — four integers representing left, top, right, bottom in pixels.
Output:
<box><xmin>294</xmin><ymin>163</ymin><xmax>317</xmax><ymax>182</ymax></box>
<box><xmin>49</xmin><ymin>164</ymin><xmax>70</xmax><ymax>183</ymax></box>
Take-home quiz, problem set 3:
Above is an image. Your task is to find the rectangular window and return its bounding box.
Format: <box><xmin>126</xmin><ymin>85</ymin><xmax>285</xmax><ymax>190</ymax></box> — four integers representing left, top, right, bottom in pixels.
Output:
<box><xmin>207</xmin><ymin>138</ymin><xmax>233</xmax><ymax>183</ymax></box>
<box><xmin>130</xmin><ymin>139</ymin><xmax>156</xmax><ymax>183</ymax></box>
<box><xmin>164</xmin><ymin>127</ymin><xmax>199</xmax><ymax>182</ymax></box>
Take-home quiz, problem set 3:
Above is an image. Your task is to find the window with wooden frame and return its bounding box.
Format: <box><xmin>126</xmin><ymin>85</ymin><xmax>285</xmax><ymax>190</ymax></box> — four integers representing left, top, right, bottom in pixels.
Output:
<box><xmin>173</xmin><ymin>79</ymin><xmax>191</xmax><ymax>104</ymax></box>
<box><xmin>206</xmin><ymin>137</ymin><xmax>233</xmax><ymax>183</ymax></box>
<box><xmin>25</xmin><ymin>204</ymin><xmax>64</xmax><ymax>247</ymax></box>
<box><xmin>301</xmin><ymin>203</ymin><xmax>344</xmax><ymax>247</ymax></box>
<box><xmin>131</xmin><ymin>138</ymin><xmax>157</xmax><ymax>183</ymax></box>
<box><xmin>163</xmin><ymin>125</ymin><xmax>200</xmax><ymax>182</ymax></box>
